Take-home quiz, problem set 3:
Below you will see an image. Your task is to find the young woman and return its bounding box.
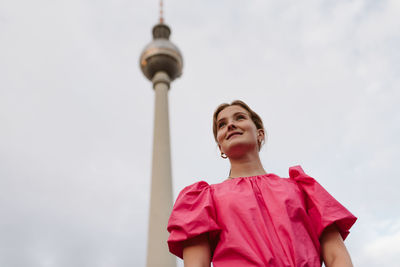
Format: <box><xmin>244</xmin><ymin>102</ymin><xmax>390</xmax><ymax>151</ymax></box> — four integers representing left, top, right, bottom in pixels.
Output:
<box><xmin>167</xmin><ymin>100</ymin><xmax>357</xmax><ymax>267</ymax></box>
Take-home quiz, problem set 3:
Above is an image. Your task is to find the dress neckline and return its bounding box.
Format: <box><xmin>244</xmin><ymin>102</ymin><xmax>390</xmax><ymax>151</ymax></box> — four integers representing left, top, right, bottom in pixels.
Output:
<box><xmin>224</xmin><ymin>172</ymin><xmax>272</xmax><ymax>181</ymax></box>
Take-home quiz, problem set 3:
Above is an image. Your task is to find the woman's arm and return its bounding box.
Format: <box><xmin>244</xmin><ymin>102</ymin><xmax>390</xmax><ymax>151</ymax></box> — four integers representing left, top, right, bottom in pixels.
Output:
<box><xmin>320</xmin><ymin>224</ymin><xmax>353</xmax><ymax>267</ymax></box>
<box><xmin>182</xmin><ymin>233</ymin><xmax>211</xmax><ymax>267</ymax></box>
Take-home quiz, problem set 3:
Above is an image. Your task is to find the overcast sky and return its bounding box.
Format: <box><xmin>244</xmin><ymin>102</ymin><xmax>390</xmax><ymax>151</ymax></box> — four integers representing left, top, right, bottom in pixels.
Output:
<box><xmin>1</xmin><ymin>0</ymin><xmax>399</xmax><ymax>266</ymax></box>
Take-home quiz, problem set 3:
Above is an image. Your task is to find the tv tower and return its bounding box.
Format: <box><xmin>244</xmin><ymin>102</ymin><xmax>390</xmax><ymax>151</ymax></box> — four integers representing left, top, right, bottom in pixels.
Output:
<box><xmin>139</xmin><ymin>1</ymin><xmax>182</xmax><ymax>266</ymax></box>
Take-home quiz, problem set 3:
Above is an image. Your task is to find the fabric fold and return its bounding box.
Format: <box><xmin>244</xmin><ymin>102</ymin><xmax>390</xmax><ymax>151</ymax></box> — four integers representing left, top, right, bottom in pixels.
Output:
<box><xmin>167</xmin><ymin>181</ymin><xmax>221</xmax><ymax>259</ymax></box>
<box><xmin>289</xmin><ymin>165</ymin><xmax>357</xmax><ymax>240</ymax></box>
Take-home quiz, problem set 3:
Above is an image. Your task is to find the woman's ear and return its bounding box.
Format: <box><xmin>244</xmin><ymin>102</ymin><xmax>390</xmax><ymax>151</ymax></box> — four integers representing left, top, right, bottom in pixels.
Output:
<box><xmin>257</xmin><ymin>129</ymin><xmax>265</xmax><ymax>140</ymax></box>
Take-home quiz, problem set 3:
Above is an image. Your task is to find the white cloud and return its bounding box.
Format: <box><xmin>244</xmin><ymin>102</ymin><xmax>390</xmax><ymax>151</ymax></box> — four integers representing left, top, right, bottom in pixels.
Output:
<box><xmin>352</xmin><ymin>218</ymin><xmax>400</xmax><ymax>266</ymax></box>
<box><xmin>365</xmin><ymin>231</ymin><xmax>400</xmax><ymax>263</ymax></box>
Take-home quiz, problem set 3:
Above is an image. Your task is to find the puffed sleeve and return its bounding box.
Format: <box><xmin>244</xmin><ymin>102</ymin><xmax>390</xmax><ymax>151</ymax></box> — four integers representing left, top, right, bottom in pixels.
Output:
<box><xmin>167</xmin><ymin>181</ymin><xmax>221</xmax><ymax>259</ymax></box>
<box><xmin>289</xmin><ymin>165</ymin><xmax>357</xmax><ymax>240</ymax></box>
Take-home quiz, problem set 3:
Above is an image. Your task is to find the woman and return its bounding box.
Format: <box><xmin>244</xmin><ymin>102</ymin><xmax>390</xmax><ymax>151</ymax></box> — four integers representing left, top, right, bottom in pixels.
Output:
<box><xmin>167</xmin><ymin>100</ymin><xmax>357</xmax><ymax>267</ymax></box>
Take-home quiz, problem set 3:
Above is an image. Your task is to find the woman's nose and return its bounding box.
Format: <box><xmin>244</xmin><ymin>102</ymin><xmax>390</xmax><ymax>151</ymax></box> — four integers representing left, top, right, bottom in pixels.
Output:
<box><xmin>227</xmin><ymin>121</ymin><xmax>237</xmax><ymax>130</ymax></box>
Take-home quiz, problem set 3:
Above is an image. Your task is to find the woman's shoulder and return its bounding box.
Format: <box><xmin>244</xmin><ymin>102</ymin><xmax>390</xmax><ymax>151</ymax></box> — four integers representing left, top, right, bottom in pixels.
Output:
<box><xmin>174</xmin><ymin>180</ymin><xmax>212</xmax><ymax>202</ymax></box>
<box><xmin>177</xmin><ymin>178</ymin><xmax>241</xmax><ymax>194</ymax></box>
<box><xmin>181</xmin><ymin>180</ymin><xmax>210</xmax><ymax>191</ymax></box>
<box><xmin>288</xmin><ymin>165</ymin><xmax>312</xmax><ymax>179</ymax></box>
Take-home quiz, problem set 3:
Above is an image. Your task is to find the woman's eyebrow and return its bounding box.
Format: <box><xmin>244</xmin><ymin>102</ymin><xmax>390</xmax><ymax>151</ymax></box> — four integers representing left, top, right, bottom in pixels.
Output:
<box><xmin>217</xmin><ymin>112</ymin><xmax>247</xmax><ymax>123</ymax></box>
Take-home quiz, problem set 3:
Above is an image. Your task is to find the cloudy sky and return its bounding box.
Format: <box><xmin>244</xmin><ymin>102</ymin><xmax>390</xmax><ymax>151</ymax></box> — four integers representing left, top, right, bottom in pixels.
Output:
<box><xmin>1</xmin><ymin>0</ymin><xmax>399</xmax><ymax>266</ymax></box>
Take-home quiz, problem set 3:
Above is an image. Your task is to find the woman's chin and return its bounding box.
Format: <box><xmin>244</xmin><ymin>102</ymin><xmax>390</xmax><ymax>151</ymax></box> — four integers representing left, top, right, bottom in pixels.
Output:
<box><xmin>225</xmin><ymin>143</ymin><xmax>258</xmax><ymax>157</ymax></box>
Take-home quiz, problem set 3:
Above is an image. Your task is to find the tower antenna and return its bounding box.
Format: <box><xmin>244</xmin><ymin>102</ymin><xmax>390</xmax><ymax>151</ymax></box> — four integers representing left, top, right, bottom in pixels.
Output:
<box><xmin>159</xmin><ymin>0</ymin><xmax>164</xmax><ymax>23</ymax></box>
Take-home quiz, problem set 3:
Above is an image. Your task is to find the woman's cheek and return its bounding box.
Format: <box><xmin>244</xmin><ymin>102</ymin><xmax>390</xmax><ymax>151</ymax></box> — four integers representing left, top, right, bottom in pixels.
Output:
<box><xmin>216</xmin><ymin>131</ymin><xmax>224</xmax><ymax>143</ymax></box>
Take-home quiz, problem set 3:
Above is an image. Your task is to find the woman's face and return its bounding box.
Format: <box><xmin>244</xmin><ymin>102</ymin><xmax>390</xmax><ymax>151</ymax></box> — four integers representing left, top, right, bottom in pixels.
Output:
<box><xmin>216</xmin><ymin>105</ymin><xmax>264</xmax><ymax>158</ymax></box>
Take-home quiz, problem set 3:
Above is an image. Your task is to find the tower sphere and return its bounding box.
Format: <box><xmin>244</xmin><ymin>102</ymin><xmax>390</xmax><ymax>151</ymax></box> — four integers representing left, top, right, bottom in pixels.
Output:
<box><xmin>140</xmin><ymin>23</ymin><xmax>183</xmax><ymax>81</ymax></box>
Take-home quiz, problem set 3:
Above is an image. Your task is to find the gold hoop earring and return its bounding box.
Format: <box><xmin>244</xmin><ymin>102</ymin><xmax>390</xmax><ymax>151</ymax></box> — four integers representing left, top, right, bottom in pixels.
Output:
<box><xmin>221</xmin><ymin>152</ymin><xmax>228</xmax><ymax>159</ymax></box>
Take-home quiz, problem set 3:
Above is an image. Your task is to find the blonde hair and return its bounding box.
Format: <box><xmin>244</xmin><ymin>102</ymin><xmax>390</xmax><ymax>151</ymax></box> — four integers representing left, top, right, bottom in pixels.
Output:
<box><xmin>212</xmin><ymin>100</ymin><xmax>266</xmax><ymax>150</ymax></box>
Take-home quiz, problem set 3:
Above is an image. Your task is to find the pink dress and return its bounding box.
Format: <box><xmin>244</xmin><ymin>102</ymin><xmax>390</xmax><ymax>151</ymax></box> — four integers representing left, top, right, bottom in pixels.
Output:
<box><xmin>167</xmin><ymin>166</ymin><xmax>357</xmax><ymax>266</ymax></box>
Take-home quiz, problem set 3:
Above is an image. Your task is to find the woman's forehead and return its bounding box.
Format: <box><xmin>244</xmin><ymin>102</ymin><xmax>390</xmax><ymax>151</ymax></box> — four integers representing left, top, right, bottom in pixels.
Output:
<box><xmin>217</xmin><ymin>105</ymin><xmax>249</xmax><ymax>120</ymax></box>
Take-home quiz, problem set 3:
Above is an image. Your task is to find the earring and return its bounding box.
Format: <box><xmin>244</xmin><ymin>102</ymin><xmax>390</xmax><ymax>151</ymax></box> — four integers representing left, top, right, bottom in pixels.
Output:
<box><xmin>221</xmin><ymin>152</ymin><xmax>228</xmax><ymax>159</ymax></box>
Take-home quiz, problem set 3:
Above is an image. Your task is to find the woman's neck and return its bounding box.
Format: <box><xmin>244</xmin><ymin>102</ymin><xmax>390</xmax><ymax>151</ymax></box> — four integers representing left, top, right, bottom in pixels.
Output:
<box><xmin>228</xmin><ymin>153</ymin><xmax>266</xmax><ymax>178</ymax></box>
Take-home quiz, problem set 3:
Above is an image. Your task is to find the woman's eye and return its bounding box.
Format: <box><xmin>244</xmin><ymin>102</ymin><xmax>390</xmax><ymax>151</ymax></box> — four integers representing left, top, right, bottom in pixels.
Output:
<box><xmin>218</xmin><ymin>122</ymin><xmax>226</xmax><ymax>128</ymax></box>
<box><xmin>237</xmin><ymin>115</ymin><xmax>245</xmax><ymax>120</ymax></box>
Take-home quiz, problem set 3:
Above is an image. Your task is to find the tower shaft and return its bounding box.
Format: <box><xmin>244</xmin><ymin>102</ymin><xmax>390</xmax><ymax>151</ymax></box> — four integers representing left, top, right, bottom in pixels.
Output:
<box><xmin>146</xmin><ymin>71</ymin><xmax>176</xmax><ymax>267</ymax></box>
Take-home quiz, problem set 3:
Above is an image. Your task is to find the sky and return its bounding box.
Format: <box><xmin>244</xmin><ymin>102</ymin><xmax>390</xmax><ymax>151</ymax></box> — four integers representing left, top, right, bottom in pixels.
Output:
<box><xmin>1</xmin><ymin>0</ymin><xmax>399</xmax><ymax>266</ymax></box>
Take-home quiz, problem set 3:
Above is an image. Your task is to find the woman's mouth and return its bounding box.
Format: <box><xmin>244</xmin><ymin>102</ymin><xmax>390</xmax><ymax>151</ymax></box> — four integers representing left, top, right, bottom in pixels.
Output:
<box><xmin>227</xmin><ymin>132</ymin><xmax>242</xmax><ymax>139</ymax></box>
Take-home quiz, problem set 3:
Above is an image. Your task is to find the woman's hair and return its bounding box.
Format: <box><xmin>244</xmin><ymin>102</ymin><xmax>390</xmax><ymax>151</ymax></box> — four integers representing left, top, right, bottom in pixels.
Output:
<box><xmin>212</xmin><ymin>100</ymin><xmax>266</xmax><ymax>150</ymax></box>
